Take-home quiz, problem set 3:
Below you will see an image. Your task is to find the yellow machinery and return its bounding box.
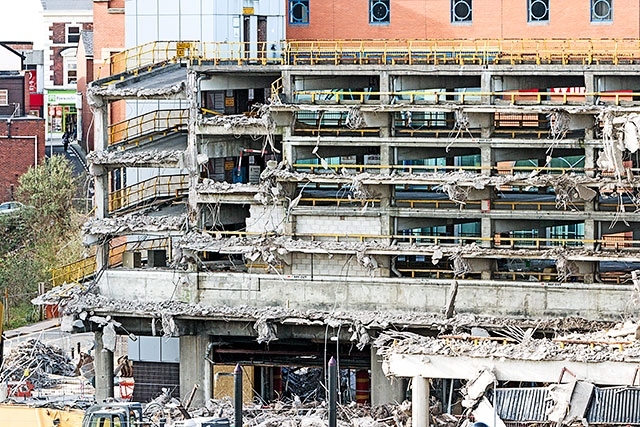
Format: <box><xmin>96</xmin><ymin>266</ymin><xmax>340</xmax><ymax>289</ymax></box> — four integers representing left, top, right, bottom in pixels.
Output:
<box><xmin>0</xmin><ymin>405</ymin><xmax>85</xmax><ymax>427</ymax></box>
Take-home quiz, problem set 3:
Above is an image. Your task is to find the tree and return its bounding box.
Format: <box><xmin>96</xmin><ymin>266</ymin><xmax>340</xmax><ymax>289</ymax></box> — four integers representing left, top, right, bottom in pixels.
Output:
<box><xmin>0</xmin><ymin>156</ymin><xmax>85</xmax><ymax>327</ymax></box>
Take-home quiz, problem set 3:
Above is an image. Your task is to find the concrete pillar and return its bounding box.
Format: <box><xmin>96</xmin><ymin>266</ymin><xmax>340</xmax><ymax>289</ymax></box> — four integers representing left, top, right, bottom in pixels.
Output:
<box><xmin>371</xmin><ymin>346</ymin><xmax>405</xmax><ymax>405</ymax></box>
<box><xmin>584</xmin><ymin>72</ymin><xmax>595</xmax><ymax>105</ymax></box>
<box><xmin>379</xmin><ymin>70</ymin><xmax>391</xmax><ymax>104</ymax></box>
<box><xmin>93</xmin><ymin>103</ymin><xmax>109</xmax><ymax>220</ymax></box>
<box><xmin>412</xmin><ymin>376</ymin><xmax>430</xmax><ymax>427</ymax></box>
<box><xmin>380</xmin><ymin>145</ymin><xmax>392</xmax><ymax>176</ymax></box>
<box><xmin>282</xmin><ymin>70</ymin><xmax>294</xmax><ymax>103</ymax></box>
<box><xmin>180</xmin><ymin>334</ymin><xmax>210</xmax><ymax>407</ymax></box>
<box><xmin>584</xmin><ymin>219</ymin><xmax>596</xmax><ymax>251</ymax></box>
<box><xmin>584</xmin><ymin>145</ymin><xmax>596</xmax><ymax>177</ymax></box>
<box><xmin>480</xmin><ymin>145</ymin><xmax>493</xmax><ymax>176</ymax></box>
<box><xmin>481</xmin><ymin>217</ymin><xmax>493</xmax><ymax>249</ymax></box>
<box><xmin>480</xmin><ymin>71</ymin><xmax>493</xmax><ymax>105</ymax></box>
<box><xmin>94</xmin><ymin>329</ymin><xmax>114</xmax><ymax>403</ymax></box>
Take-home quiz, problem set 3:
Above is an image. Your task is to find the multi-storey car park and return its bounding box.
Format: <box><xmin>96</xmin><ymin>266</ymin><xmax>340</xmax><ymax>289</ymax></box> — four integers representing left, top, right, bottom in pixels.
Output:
<box><xmin>36</xmin><ymin>1</ymin><xmax>640</xmax><ymax>425</ymax></box>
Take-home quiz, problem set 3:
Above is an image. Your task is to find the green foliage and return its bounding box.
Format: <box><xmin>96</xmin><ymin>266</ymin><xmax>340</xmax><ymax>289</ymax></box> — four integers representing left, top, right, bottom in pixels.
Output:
<box><xmin>17</xmin><ymin>154</ymin><xmax>78</xmax><ymax>233</ymax></box>
<box><xmin>0</xmin><ymin>155</ymin><xmax>85</xmax><ymax>328</ymax></box>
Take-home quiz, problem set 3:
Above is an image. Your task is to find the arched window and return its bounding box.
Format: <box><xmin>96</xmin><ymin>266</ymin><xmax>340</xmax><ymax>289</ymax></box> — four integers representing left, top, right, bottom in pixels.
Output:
<box><xmin>60</xmin><ymin>48</ymin><xmax>78</xmax><ymax>85</ymax></box>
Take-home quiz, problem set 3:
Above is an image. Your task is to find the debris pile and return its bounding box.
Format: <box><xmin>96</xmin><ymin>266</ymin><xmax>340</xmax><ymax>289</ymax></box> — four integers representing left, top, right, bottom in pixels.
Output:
<box><xmin>88</xmin><ymin>81</ymin><xmax>186</xmax><ymax>101</ymax></box>
<box><xmin>186</xmin><ymin>397</ymin><xmax>413</xmax><ymax>427</ymax></box>
<box><xmin>0</xmin><ymin>339</ymin><xmax>77</xmax><ymax>389</ymax></box>
<box><xmin>197</xmin><ymin>179</ymin><xmax>259</xmax><ymax>193</ymax></box>
<box><xmin>83</xmin><ymin>213</ymin><xmax>187</xmax><ymax>236</ymax></box>
<box><xmin>374</xmin><ymin>323</ymin><xmax>640</xmax><ymax>364</ymax></box>
<box><xmin>87</xmin><ymin>149</ymin><xmax>183</xmax><ymax>166</ymax></box>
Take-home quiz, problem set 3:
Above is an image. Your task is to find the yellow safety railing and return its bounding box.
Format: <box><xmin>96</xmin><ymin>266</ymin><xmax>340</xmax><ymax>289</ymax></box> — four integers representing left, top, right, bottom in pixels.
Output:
<box><xmin>96</xmin><ymin>39</ymin><xmax>640</xmax><ymax>83</ymax></box>
<box><xmin>97</xmin><ymin>41</ymin><xmax>201</xmax><ymax>80</ymax></box>
<box><xmin>270</xmin><ymin>77</ymin><xmax>283</xmax><ymax>103</ymax></box>
<box><xmin>109</xmin><ymin>174</ymin><xmax>188</xmax><ymax>212</ymax></box>
<box><xmin>204</xmin><ymin>230</ymin><xmax>639</xmax><ymax>250</ymax></box>
<box><xmin>298</xmin><ymin>197</ymin><xmax>380</xmax><ymax>207</ymax></box>
<box><xmin>109</xmin><ymin>109</ymin><xmax>189</xmax><ymax>147</ymax></box>
<box><xmin>293</xmin><ymin>89</ymin><xmax>639</xmax><ymax>106</ymax></box>
<box><xmin>51</xmin><ymin>256</ymin><xmax>97</xmax><ymax>287</ymax></box>
<box><xmin>291</xmin><ymin>163</ymin><xmax>595</xmax><ymax>176</ymax></box>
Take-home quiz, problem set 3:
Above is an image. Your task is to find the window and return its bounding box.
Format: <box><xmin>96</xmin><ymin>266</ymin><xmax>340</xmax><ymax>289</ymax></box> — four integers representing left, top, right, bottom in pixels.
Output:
<box><xmin>0</xmin><ymin>90</ymin><xmax>7</xmax><ymax>106</ymax></box>
<box><xmin>591</xmin><ymin>0</ymin><xmax>612</xmax><ymax>21</ymax></box>
<box><xmin>67</xmin><ymin>25</ymin><xmax>80</xmax><ymax>43</ymax></box>
<box><xmin>61</xmin><ymin>48</ymin><xmax>78</xmax><ymax>85</ymax></box>
<box><xmin>528</xmin><ymin>0</ymin><xmax>549</xmax><ymax>22</ymax></box>
<box><xmin>370</xmin><ymin>0</ymin><xmax>390</xmax><ymax>24</ymax></box>
<box><xmin>289</xmin><ymin>0</ymin><xmax>309</xmax><ymax>24</ymax></box>
<box><xmin>451</xmin><ymin>0</ymin><xmax>472</xmax><ymax>23</ymax></box>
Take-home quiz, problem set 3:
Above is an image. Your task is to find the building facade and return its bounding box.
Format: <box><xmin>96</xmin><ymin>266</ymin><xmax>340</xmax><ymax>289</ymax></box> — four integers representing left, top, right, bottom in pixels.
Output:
<box><xmin>56</xmin><ymin>0</ymin><xmax>640</xmax><ymax>420</ymax></box>
<box><xmin>42</xmin><ymin>0</ymin><xmax>93</xmax><ymax>140</ymax></box>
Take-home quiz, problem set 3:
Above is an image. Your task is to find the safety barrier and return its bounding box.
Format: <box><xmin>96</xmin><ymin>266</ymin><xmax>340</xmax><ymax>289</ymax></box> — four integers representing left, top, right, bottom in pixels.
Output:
<box><xmin>96</xmin><ymin>39</ymin><xmax>640</xmax><ymax>83</ymax></box>
<box><xmin>293</xmin><ymin>89</ymin><xmax>639</xmax><ymax>106</ymax></box>
<box><xmin>108</xmin><ymin>109</ymin><xmax>189</xmax><ymax>147</ymax></box>
<box><xmin>51</xmin><ymin>257</ymin><xmax>97</xmax><ymax>287</ymax></box>
<box><xmin>109</xmin><ymin>174</ymin><xmax>188</xmax><ymax>212</ymax></box>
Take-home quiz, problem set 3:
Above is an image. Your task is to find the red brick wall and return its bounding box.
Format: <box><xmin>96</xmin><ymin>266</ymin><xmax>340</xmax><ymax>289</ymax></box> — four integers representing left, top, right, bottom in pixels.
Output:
<box><xmin>93</xmin><ymin>0</ymin><xmax>126</xmax><ymax>128</ymax></box>
<box><xmin>0</xmin><ymin>118</ymin><xmax>46</xmax><ymax>202</ymax></box>
<box><xmin>287</xmin><ymin>0</ymin><xmax>640</xmax><ymax>40</ymax></box>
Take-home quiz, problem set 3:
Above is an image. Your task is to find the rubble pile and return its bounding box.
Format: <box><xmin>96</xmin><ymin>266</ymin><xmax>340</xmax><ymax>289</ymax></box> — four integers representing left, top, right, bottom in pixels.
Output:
<box><xmin>0</xmin><ymin>339</ymin><xmax>77</xmax><ymax>389</ymax></box>
<box><xmin>196</xmin><ymin>179</ymin><xmax>259</xmax><ymax>193</ymax></box>
<box><xmin>87</xmin><ymin>149</ymin><xmax>183</xmax><ymax>166</ymax></box>
<box><xmin>186</xmin><ymin>397</ymin><xmax>413</xmax><ymax>427</ymax></box>
<box><xmin>83</xmin><ymin>213</ymin><xmax>187</xmax><ymax>235</ymax></box>
<box><xmin>88</xmin><ymin>81</ymin><xmax>186</xmax><ymax>100</ymax></box>
<box><xmin>374</xmin><ymin>323</ymin><xmax>640</xmax><ymax>364</ymax></box>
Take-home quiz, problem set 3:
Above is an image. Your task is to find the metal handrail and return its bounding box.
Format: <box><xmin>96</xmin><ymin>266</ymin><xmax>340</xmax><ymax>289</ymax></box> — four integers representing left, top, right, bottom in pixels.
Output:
<box><xmin>108</xmin><ymin>109</ymin><xmax>189</xmax><ymax>147</ymax></box>
<box><xmin>51</xmin><ymin>256</ymin><xmax>97</xmax><ymax>287</ymax></box>
<box><xmin>109</xmin><ymin>174</ymin><xmax>188</xmax><ymax>212</ymax></box>
<box><xmin>293</xmin><ymin>89</ymin><xmax>637</xmax><ymax>106</ymax></box>
<box><xmin>96</xmin><ymin>39</ymin><xmax>640</xmax><ymax>82</ymax></box>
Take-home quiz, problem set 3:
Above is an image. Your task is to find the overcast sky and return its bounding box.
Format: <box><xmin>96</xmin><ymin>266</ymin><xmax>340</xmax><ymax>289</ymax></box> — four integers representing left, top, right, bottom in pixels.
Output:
<box><xmin>0</xmin><ymin>0</ymin><xmax>47</xmax><ymax>49</ymax></box>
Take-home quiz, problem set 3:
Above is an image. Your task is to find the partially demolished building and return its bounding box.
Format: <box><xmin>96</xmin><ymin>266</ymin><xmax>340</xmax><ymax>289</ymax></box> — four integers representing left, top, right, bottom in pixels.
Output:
<box><xmin>52</xmin><ymin>1</ymin><xmax>640</xmax><ymax>425</ymax></box>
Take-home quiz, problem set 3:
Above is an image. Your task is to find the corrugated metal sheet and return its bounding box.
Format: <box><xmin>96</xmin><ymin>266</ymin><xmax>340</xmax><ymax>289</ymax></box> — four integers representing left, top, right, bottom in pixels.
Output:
<box><xmin>587</xmin><ymin>386</ymin><xmax>640</xmax><ymax>424</ymax></box>
<box><xmin>495</xmin><ymin>388</ymin><xmax>552</xmax><ymax>421</ymax></box>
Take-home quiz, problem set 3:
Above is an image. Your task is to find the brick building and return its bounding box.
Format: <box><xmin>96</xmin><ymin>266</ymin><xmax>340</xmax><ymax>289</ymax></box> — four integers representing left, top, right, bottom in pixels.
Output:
<box><xmin>41</xmin><ymin>0</ymin><xmax>93</xmax><ymax>140</ymax></box>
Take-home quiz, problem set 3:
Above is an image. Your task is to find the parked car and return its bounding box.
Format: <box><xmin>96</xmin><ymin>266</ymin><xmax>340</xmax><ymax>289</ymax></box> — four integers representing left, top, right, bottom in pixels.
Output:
<box><xmin>0</xmin><ymin>201</ymin><xmax>26</xmax><ymax>215</ymax></box>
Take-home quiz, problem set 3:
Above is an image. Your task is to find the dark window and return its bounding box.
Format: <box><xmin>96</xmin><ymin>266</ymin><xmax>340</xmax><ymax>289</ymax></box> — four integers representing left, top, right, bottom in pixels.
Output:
<box><xmin>528</xmin><ymin>0</ymin><xmax>549</xmax><ymax>22</ymax></box>
<box><xmin>67</xmin><ymin>26</ymin><xmax>80</xmax><ymax>43</ymax></box>
<box><xmin>591</xmin><ymin>0</ymin><xmax>612</xmax><ymax>21</ymax></box>
<box><xmin>289</xmin><ymin>0</ymin><xmax>309</xmax><ymax>24</ymax></box>
<box><xmin>452</xmin><ymin>0</ymin><xmax>472</xmax><ymax>22</ymax></box>
<box><xmin>370</xmin><ymin>0</ymin><xmax>390</xmax><ymax>24</ymax></box>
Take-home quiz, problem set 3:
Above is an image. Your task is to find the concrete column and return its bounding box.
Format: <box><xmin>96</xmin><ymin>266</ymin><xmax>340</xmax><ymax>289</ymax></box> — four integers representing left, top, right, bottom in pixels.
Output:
<box><xmin>94</xmin><ymin>330</ymin><xmax>114</xmax><ymax>403</ymax></box>
<box><xmin>480</xmin><ymin>145</ymin><xmax>493</xmax><ymax>176</ymax></box>
<box><xmin>380</xmin><ymin>145</ymin><xmax>392</xmax><ymax>176</ymax></box>
<box><xmin>187</xmin><ymin>70</ymin><xmax>200</xmax><ymax>226</ymax></box>
<box><xmin>93</xmin><ymin>103</ymin><xmax>109</xmax><ymax>220</ymax></box>
<box><xmin>371</xmin><ymin>346</ymin><xmax>405</xmax><ymax>405</ymax></box>
<box><xmin>584</xmin><ymin>219</ymin><xmax>596</xmax><ymax>251</ymax></box>
<box><xmin>480</xmin><ymin>71</ymin><xmax>493</xmax><ymax>105</ymax></box>
<box><xmin>412</xmin><ymin>376</ymin><xmax>430</xmax><ymax>427</ymax></box>
<box><xmin>282</xmin><ymin>70</ymin><xmax>294</xmax><ymax>103</ymax></box>
<box><xmin>180</xmin><ymin>334</ymin><xmax>210</xmax><ymax>407</ymax></box>
<box><xmin>481</xmin><ymin>217</ymin><xmax>493</xmax><ymax>249</ymax></box>
<box><xmin>584</xmin><ymin>72</ymin><xmax>595</xmax><ymax>105</ymax></box>
<box><xmin>584</xmin><ymin>145</ymin><xmax>596</xmax><ymax>177</ymax></box>
<box><xmin>379</xmin><ymin>70</ymin><xmax>391</xmax><ymax>104</ymax></box>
